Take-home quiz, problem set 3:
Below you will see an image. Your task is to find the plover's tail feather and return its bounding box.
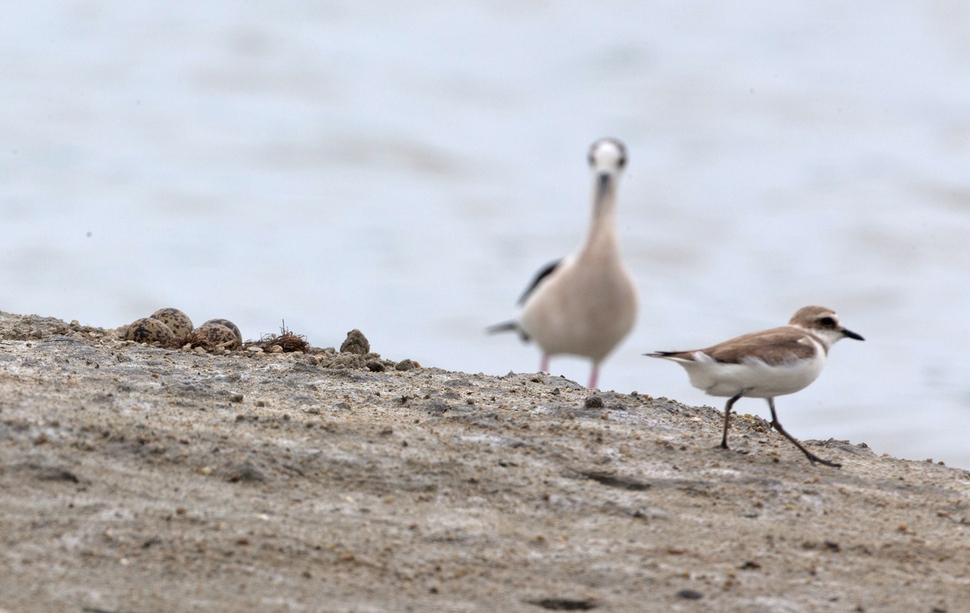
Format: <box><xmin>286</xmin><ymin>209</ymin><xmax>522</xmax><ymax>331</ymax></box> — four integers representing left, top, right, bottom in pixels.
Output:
<box><xmin>645</xmin><ymin>350</ymin><xmax>694</xmax><ymax>361</ymax></box>
<box><xmin>487</xmin><ymin>321</ymin><xmax>530</xmax><ymax>342</ymax></box>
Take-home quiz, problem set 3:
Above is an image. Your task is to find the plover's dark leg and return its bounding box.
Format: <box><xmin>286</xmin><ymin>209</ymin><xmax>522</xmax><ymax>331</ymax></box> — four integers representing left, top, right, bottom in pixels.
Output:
<box><xmin>767</xmin><ymin>398</ymin><xmax>841</xmax><ymax>468</ymax></box>
<box><xmin>721</xmin><ymin>391</ymin><xmax>746</xmax><ymax>449</ymax></box>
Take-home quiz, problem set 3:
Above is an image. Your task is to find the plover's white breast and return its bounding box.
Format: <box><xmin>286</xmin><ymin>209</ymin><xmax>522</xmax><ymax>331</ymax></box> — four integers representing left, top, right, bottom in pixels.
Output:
<box><xmin>652</xmin><ymin>326</ymin><xmax>829</xmax><ymax>399</ymax></box>
<box><xmin>677</xmin><ymin>345</ymin><xmax>826</xmax><ymax>398</ymax></box>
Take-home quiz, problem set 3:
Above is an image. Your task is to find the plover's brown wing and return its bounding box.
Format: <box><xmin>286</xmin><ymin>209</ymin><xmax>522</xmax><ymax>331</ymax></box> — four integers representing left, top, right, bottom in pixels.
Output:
<box><xmin>700</xmin><ymin>327</ymin><xmax>819</xmax><ymax>366</ymax></box>
<box><xmin>648</xmin><ymin>327</ymin><xmax>819</xmax><ymax>365</ymax></box>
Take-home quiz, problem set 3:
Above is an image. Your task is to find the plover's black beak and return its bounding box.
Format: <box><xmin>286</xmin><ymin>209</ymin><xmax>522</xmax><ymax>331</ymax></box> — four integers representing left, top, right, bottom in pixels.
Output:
<box><xmin>841</xmin><ymin>328</ymin><xmax>864</xmax><ymax>341</ymax></box>
<box><xmin>596</xmin><ymin>172</ymin><xmax>611</xmax><ymax>202</ymax></box>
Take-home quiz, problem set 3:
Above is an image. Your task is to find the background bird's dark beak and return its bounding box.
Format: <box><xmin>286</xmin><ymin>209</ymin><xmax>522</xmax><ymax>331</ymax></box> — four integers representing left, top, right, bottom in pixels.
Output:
<box><xmin>596</xmin><ymin>172</ymin><xmax>611</xmax><ymax>202</ymax></box>
<box><xmin>842</xmin><ymin>328</ymin><xmax>864</xmax><ymax>341</ymax></box>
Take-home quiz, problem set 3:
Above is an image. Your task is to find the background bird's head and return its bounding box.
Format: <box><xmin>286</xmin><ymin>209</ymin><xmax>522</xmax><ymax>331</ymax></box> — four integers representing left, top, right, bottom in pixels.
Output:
<box><xmin>587</xmin><ymin>138</ymin><xmax>627</xmax><ymax>201</ymax></box>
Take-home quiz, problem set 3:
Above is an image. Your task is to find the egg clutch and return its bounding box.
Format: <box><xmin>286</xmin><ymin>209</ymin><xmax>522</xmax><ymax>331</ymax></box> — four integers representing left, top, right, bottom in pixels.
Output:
<box><xmin>124</xmin><ymin>308</ymin><xmax>243</xmax><ymax>351</ymax></box>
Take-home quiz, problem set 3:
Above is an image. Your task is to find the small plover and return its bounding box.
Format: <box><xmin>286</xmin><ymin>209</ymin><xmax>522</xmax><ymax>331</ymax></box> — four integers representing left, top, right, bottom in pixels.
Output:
<box><xmin>489</xmin><ymin>138</ymin><xmax>638</xmax><ymax>389</ymax></box>
<box><xmin>646</xmin><ymin>306</ymin><xmax>863</xmax><ymax>467</ymax></box>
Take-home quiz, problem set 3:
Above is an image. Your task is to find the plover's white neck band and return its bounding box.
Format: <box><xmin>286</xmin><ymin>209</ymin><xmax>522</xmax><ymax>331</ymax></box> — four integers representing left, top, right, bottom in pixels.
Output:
<box><xmin>794</xmin><ymin>327</ymin><xmax>832</xmax><ymax>355</ymax></box>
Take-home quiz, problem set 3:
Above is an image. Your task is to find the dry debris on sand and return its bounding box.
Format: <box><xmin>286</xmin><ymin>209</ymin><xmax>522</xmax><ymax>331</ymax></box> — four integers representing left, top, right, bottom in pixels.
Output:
<box><xmin>0</xmin><ymin>311</ymin><xmax>968</xmax><ymax>613</ymax></box>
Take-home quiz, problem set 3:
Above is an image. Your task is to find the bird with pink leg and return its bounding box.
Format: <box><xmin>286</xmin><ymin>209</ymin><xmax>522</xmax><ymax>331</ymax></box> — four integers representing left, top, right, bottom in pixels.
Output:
<box><xmin>489</xmin><ymin>138</ymin><xmax>638</xmax><ymax>389</ymax></box>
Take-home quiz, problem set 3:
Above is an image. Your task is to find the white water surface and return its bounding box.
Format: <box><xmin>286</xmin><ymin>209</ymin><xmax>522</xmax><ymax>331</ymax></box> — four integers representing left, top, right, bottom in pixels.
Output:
<box><xmin>2</xmin><ymin>1</ymin><xmax>969</xmax><ymax>468</ymax></box>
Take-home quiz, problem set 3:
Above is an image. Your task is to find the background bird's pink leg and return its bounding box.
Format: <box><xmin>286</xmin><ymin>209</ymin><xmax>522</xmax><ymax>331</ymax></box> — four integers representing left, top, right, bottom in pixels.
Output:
<box><xmin>539</xmin><ymin>355</ymin><xmax>549</xmax><ymax>373</ymax></box>
<box><xmin>588</xmin><ymin>365</ymin><xmax>599</xmax><ymax>389</ymax></box>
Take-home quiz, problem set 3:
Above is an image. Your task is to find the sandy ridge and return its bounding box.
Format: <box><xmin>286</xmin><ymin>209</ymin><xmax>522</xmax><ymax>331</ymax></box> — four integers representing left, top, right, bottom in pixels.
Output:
<box><xmin>0</xmin><ymin>311</ymin><xmax>968</xmax><ymax>613</ymax></box>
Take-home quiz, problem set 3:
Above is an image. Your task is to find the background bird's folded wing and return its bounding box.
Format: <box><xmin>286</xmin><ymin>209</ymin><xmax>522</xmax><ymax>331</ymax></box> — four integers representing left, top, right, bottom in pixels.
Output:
<box><xmin>517</xmin><ymin>259</ymin><xmax>563</xmax><ymax>305</ymax></box>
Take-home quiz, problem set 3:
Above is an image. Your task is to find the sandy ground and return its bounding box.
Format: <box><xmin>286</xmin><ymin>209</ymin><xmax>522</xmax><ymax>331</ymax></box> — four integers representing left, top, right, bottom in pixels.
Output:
<box><xmin>0</xmin><ymin>311</ymin><xmax>968</xmax><ymax>613</ymax></box>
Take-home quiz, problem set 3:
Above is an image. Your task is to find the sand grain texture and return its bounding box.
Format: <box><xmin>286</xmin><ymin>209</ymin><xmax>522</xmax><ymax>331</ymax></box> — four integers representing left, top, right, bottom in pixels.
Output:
<box><xmin>0</xmin><ymin>311</ymin><xmax>968</xmax><ymax>612</ymax></box>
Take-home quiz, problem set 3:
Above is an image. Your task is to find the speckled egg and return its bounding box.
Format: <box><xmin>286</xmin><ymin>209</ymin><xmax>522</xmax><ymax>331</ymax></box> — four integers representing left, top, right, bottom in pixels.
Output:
<box><xmin>125</xmin><ymin>318</ymin><xmax>175</xmax><ymax>344</ymax></box>
<box><xmin>201</xmin><ymin>318</ymin><xmax>242</xmax><ymax>345</ymax></box>
<box><xmin>198</xmin><ymin>319</ymin><xmax>242</xmax><ymax>350</ymax></box>
<box><xmin>150</xmin><ymin>308</ymin><xmax>194</xmax><ymax>337</ymax></box>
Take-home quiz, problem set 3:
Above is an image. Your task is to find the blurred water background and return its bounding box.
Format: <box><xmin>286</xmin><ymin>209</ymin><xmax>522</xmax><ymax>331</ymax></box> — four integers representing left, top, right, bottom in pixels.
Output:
<box><xmin>1</xmin><ymin>1</ymin><xmax>969</xmax><ymax>468</ymax></box>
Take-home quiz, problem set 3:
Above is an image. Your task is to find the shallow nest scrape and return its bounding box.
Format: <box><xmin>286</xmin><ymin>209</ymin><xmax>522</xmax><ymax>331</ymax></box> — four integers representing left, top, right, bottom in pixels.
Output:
<box><xmin>160</xmin><ymin>329</ymin><xmax>225</xmax><ymax>351</ymax></box>
<box><xmin>243</xmin><ymin>324</ymin><xmax>311</xmax><ymax>353</ymax></box>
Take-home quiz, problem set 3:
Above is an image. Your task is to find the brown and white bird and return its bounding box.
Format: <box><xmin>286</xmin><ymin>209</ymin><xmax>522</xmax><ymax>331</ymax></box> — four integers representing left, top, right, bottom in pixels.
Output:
<box><xmin>647</xmin><ymin>306</ymin><xmax>864</xmax><ymax>467</ymax></box>
<box><xmin>489</xmin><ymin>138</ymin><xmax>638</xmax><ymax>389</ymax></box>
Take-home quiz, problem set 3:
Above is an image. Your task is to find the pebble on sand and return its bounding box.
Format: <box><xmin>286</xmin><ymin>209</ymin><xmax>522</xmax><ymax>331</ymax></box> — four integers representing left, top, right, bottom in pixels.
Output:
<box><xmin>340</xmin><ymin>329</ymin><xmax>370</xmax><ymax>355</ymax></box>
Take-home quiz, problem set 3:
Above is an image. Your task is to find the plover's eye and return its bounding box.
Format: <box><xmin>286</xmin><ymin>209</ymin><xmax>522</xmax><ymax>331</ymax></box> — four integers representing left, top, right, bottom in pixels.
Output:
<box><xmin>819</xmin><ymin>316</ymin><xmax>836</xmax><ymax>327</ymax></box>
<box><xmin>617</xmin><ymin>156</ymin><xmax>626</xmax><ymax>169</ymax></box>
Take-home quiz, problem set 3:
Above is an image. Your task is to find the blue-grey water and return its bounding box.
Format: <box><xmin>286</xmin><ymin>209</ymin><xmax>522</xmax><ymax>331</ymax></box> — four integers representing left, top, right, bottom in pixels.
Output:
<box><xmin>2</xmin><ymin>1</ymin><xmax>970</xmax><ymax>468</ymax></box>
